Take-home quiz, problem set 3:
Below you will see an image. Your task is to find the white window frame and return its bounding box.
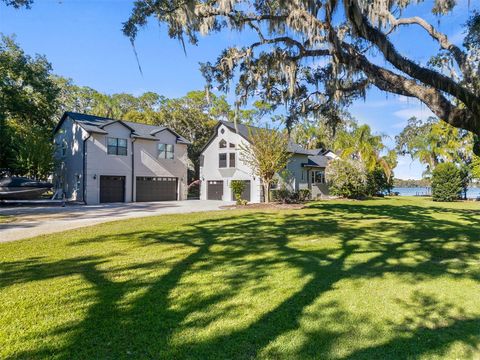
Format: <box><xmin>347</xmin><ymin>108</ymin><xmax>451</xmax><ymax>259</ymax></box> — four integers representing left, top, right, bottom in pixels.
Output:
<box><xmin>158</xmin><ymin>143</ymin><xmax>174</xmax><ymax>159</ymax></box>
<box><xmin>311</xmin><ymin>170</ymin><xmax>326</xmax><ymax>184</ymax></box>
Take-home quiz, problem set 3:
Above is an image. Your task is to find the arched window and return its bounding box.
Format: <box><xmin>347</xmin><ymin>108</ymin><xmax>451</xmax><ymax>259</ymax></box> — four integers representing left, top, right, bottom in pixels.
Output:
<box><xmin>219</xmin><ymin>139</ymin><xmax>227</xmax><ymax>148</ymax></box>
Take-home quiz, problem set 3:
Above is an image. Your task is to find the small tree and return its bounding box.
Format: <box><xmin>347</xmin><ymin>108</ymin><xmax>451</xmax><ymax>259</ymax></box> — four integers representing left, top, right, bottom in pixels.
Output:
<box><xmin>326</xmin><ymin>159</ymin><xmax>368</xmax><ymax>199</ymax></box>
<box><xmin>230</xmin><ymin>180</ymin><xmax>246</xmax><ymax>205</ymax></box>
<box><xmin>431</xmin><ymin>163</ymin><xmax>462</xmax><ymax>202</ymax></box>
<box><xmin>240</xmin><ymin>126</ymin><xmax>291</xmax><ymax>203</ymax></box>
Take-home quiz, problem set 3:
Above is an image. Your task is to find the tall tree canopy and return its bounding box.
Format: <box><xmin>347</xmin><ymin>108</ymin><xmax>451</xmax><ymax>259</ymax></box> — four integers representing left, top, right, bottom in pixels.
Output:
<box><xmin>124</xmin><ymin>0</ymin><xmax>480</xmax><ymax>154</ymax></box>
<box><xmin>1</xmin><ymin>0</ymin><xmax>32</xmax><ymax>8</ymax></box>
<box><xmin>0</xmin><ymin>35</ymin><xmax>59</xmax><ymax>178</ymax></box>
<box><xmin>396</xmin><ymin>116</ymin><xmax>477</xmax><ymax>177</ymax></box>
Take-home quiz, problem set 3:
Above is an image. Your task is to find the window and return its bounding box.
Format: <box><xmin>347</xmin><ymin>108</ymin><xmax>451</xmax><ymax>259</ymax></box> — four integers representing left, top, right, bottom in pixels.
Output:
<box><xmin>107</xmin><ymin>137</ymin><xmax>127</xmax><ymax>156</ymax></box>
<box><xmin>229</xmin><ymin>143</ymin><xmax>235</xmax><ymax>148</ymax></box>
<box><xmin>229</xmin><ymin>153</ymin><xmax>236</xmax><ymax>168</ymax></box>
<box><xmin>158</xmin><ymin>144</ymin><xmax>174</xmax><ymax>159</ymax></box>
<box><xmin>74</xmin><ymin>174</ymin><xmax>81</xmax><ymax>191</ymax></box>
<box><xmin>311</xmin><ymin>170</ymin><xmax>325</xmax><ymax>184</ymax></box>
<box><xmin>219</xmin><ymin>153</ymin><xmax>227</xmax><ymax>168</ymax></box>
<box><xmin>61</xmin><ymin>139</ymin><xmax>67</xmax><ymax>157</ymax></box>
<box><xmin>166</xmin><ymin>144</ymin><xmax>174</xmax><ymax>159</ymax></box>
<box><xmin>219</xmin><ymin>139</ymin><xmax>227</xmax><ymax>148</ymax></box>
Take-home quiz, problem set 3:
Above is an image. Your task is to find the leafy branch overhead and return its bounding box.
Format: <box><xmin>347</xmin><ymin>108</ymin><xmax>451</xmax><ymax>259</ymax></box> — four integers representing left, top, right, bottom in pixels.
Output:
<box><xmin>124</xmin><ymin>0</ymin><xmax>480</xmax><ymax>154</ymax></box>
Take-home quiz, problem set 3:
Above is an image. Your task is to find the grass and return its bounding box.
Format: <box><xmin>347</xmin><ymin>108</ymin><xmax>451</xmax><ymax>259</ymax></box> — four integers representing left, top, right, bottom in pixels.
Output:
<box><xmin>0</xmin><ymin>197</ymin><xmax>479</xmax><ymax>359</ymax></box>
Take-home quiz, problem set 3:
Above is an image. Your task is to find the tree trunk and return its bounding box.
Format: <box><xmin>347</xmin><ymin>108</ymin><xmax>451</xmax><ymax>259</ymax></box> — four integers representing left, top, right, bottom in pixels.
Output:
<box><xmin>263</xmin><ymin>182</ymin><xmax>270</xmax><ymax>203</ymax></box>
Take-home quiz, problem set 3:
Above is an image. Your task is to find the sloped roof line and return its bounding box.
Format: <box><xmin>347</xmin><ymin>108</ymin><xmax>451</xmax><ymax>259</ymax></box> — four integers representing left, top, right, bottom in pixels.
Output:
<box><xmin>55</xmin><ymin>112</ymin><xmax>191</xmax><ymax>144</ymax></box>
<box><xmin>218</xmin><ymin>120</ymin><xmax>335</xmax><ymax>156</ymax></box>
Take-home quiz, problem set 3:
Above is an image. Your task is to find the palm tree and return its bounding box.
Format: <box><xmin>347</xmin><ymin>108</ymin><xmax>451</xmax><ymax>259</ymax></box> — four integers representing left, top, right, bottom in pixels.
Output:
<box><xmin>335</xmin><ymin>124</ymin><xmax>385</xmax><ymax>171</ymax></box>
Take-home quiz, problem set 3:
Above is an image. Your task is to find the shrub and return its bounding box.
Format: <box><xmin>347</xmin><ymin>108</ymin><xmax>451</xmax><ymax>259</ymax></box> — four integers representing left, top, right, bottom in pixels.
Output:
<box><xmin>230</xmin><ymin>180</ymin><xmax>246</xmax><ymax>205</ymax></box>
<box><xmin>325</xmin><ymin>159</ymin><xmax>368</xmax><ymax>199</ymax></box>
<box><xmin>271</xmin><ymin>188</ymin><xmax>291</xmax><ymax>204</ymax></box>
<box><xmin>270</xmin><ymin>188</ymin><xmax>310</xmax><ymax>203</ymax></box>
<box><xmin>431</xmin><ymin>163</ymin><xmax>462</xmax><ymax>202</ymax></box>
<box><xmin>366</xmin><ymin>166</ymin><xmax>394</xmax><ymax>196</ymax></box>
<box><xmin>298</xmin><ymin>189</ymin><xmax>311</xmax><ymax>202</ymax></box>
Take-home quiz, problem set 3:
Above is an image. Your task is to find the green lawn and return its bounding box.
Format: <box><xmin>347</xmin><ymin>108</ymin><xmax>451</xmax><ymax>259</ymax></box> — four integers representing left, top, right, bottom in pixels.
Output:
<box><xmin>1</xmin><ymin>197</ymin><xmax>479</xmax><ymax>359</ymax></box>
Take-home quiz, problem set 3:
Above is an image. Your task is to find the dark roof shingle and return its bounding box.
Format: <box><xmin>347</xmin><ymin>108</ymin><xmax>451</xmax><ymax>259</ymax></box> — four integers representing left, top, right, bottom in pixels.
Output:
<box><xmin>57</xmin><ymin>112</ymin><xmax>190</xmax><ymax>144</ymax></box>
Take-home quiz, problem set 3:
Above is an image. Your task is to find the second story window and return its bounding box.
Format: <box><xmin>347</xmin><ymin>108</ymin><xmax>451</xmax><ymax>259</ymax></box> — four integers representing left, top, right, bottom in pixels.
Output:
<box><xmin>219</xmin><ymin>153</ymin><xmax>227</xmax><ymax>168</ymax></box>
<box><xmin>158</xmin><ymin>144</ymin><xmax>174</xmax><ymax>159</ymax></box>
<box><xmin>229</xmin><ymin>153</ymin><xmax>236</xmax><ymax>168</ymax></box>
<box><xmin>61</xmin><ymin>139</ymin><xmax>67</xmax><ymax>157</ymax></box>
<box><xmin>219</xmin><ymin>139</ymin><xmax>227</xmax><ymax>148</ymax></box>
<box><xmin>107</xmin><ymin>138</ymin><xmax>127</xmax><ymax>156</ymax></box>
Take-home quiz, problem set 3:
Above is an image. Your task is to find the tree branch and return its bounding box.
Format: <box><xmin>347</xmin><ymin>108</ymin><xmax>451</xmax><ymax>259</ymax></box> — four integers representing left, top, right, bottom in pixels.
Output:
<box><xmin>387</xmin><ymin>15</ymin><xmax>470</xmax><ymax>77</ymax></box>
<box><xmin>344</xmin><ymin>0</ymin><xmax>480</xmax><ymax>116</ymax></box>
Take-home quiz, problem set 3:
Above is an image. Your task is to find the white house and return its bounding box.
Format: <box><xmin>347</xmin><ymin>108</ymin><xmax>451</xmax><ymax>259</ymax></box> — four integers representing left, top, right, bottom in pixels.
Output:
<box><xmin>199</xmin><ymin>121</ymin><xmax>337</xmax><ymax>203</ymax></box>
<box><xmin>53</xmin><ymin>112</ymin><xmax>190</xmax><ymax>204</ymax></box>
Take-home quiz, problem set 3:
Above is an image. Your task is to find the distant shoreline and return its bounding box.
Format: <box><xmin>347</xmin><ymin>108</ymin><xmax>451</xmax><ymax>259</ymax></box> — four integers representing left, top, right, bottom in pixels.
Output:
<box><xmin>392</xmin><ymin>187</ymin><xmax>480</xmax><ymax>199</ymax></box>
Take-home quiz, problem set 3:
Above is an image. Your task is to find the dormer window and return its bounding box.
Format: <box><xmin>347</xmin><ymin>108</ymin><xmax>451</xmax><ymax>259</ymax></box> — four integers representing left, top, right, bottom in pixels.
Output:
<box><xmin>219</xmin><ymin>139</ymin><xmax>227</xmax><ymax>148</ymax></box>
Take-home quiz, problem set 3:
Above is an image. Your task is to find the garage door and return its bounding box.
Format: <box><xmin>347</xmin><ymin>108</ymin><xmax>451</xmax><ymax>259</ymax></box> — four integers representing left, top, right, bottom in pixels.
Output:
<box><xmin>207</xmin><ymin>180</ymin><xmax>223</xmax><ymax>200</ymax></box>
<box><xmin>136</xmin><ymin>177</ymin><xmax>177</xmax><ymax>202</ymax></box>
<box><xmin>100</xmin><ymin>176</ymin><xmax>125</xmax><ymax>203</ymax></box>
<box><xmin>231</xmin><ymin>180</ymin><xmax>251</xmax><ymax>202</ymax></box>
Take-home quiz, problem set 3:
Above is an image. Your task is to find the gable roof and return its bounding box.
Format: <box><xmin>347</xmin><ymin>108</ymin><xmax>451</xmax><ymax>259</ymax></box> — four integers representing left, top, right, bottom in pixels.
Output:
<box><xmin>303</xmin><ymin>155</ymin><xmax>330</xmax><ymax>168</ymax></box>
<box><xmin>55</xmin><ymin>112</ymin><xmax>191</xmax><ymax>144</ymax></box>
<box><xmin>205</xmin><ymin>120</ymin><xmax>320</xmax><ymax>156</ymax></box>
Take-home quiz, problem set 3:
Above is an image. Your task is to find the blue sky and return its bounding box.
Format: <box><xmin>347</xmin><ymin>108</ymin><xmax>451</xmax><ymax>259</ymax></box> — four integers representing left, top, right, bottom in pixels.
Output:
<box><xmin>1</xmin><ymin>0</ymin><xmax>477</xmax><ymax>179</ymax></box>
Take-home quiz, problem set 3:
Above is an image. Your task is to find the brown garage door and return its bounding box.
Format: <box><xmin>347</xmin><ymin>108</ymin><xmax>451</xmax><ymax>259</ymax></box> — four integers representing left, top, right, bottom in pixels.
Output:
<box><xmin>136</xmin><ymin>177</ymin><xmax>177</xmax><ymax>202</ymax></box>
<box><xmin>231</xmin><ymin>180</ymin><xmax>251</xmax><ymax>202</ymax></box>
<box><xmin>100</xmin><ymin>176</ymin><xmax>125</xmax><ymax>203</ymax></box>
<box><xmin>207</xmin><ymin>180</ymin><xmax>223</xmax><ymax>200</ymax></box>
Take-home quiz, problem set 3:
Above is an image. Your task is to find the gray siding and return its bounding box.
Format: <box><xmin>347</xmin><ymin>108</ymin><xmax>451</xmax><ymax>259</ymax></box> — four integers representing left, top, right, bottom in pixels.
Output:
<box><xmin>54</xmin><ymin>115</ymin><xmax>189</xmax><ymax>205</ymax></box>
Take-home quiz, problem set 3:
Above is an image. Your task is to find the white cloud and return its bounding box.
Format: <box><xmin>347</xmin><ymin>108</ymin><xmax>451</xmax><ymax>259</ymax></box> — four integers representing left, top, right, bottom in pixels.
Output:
<box><xmin>394</xmin><ymin>156</ymin><xmax>426</xmax><ymax>180</ymax></box>
<box><xmin>393</xmin><ymin>107</ymin><xmax>435</xmax><ymax>121</ymax></box>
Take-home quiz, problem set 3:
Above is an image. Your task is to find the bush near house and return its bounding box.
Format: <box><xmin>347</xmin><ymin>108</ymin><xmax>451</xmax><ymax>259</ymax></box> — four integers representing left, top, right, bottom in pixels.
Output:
<box><xmin>326</xmin><ymin>159</ymin><xmax>368</xmax><ymax>199</ymax></box>
<box><xmin>431</xmin><ymin>163</ymin><xmax>463</xmax><ymax>202</ymax></box>
<box><xmin>270</xmin><ymin>188</ymin><xmax>310</xmax><ymax>204</ymax></box>
<box><xmin>230</xmin><ymin>180</ymin><xmax>247</xmax><ymax>205</ymax></box>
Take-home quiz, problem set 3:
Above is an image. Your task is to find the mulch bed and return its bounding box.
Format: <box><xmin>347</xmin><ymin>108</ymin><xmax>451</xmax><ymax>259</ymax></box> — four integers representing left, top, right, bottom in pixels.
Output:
<box><xmin>220</xmin><ymin>202</ymin><xmax>306</xmax><ymax>210</ymax></box>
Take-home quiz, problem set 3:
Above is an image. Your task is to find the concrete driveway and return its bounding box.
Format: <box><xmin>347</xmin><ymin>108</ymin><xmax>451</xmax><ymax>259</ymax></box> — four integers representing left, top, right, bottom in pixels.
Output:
<box><xmin>0</xmin><ymin>200</ymin><xmax>232</xmax><ymax>243</ymax></box>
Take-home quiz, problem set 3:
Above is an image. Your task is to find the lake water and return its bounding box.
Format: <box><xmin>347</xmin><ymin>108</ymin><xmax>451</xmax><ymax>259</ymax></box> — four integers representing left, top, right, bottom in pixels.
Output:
<box><xmin>392</xmin><ymin>187</ymin><xmax>480</xmax><ymax>199</ymax></box>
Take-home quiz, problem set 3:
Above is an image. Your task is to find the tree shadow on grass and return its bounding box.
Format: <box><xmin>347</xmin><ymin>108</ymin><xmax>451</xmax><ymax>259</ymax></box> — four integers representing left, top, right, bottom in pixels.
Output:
<box><xmin>2</xmin><ymin>201</ymin><xmax>480</xmax><ymax>359</ymax></box>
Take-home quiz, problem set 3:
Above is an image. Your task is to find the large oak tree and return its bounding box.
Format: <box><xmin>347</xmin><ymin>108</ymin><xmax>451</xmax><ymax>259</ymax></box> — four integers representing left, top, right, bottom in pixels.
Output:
<box><xmin>123</xmin><ymin>0</ymin><xmax>480</xmax><ymax>154</ymax></box>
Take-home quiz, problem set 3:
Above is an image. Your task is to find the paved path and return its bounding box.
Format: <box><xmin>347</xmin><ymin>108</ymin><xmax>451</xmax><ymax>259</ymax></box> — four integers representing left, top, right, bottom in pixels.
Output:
<box><xmin>0</xmin><ymin>200</ymin><xmax>232</xmax><ymax>243</ymax></box>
